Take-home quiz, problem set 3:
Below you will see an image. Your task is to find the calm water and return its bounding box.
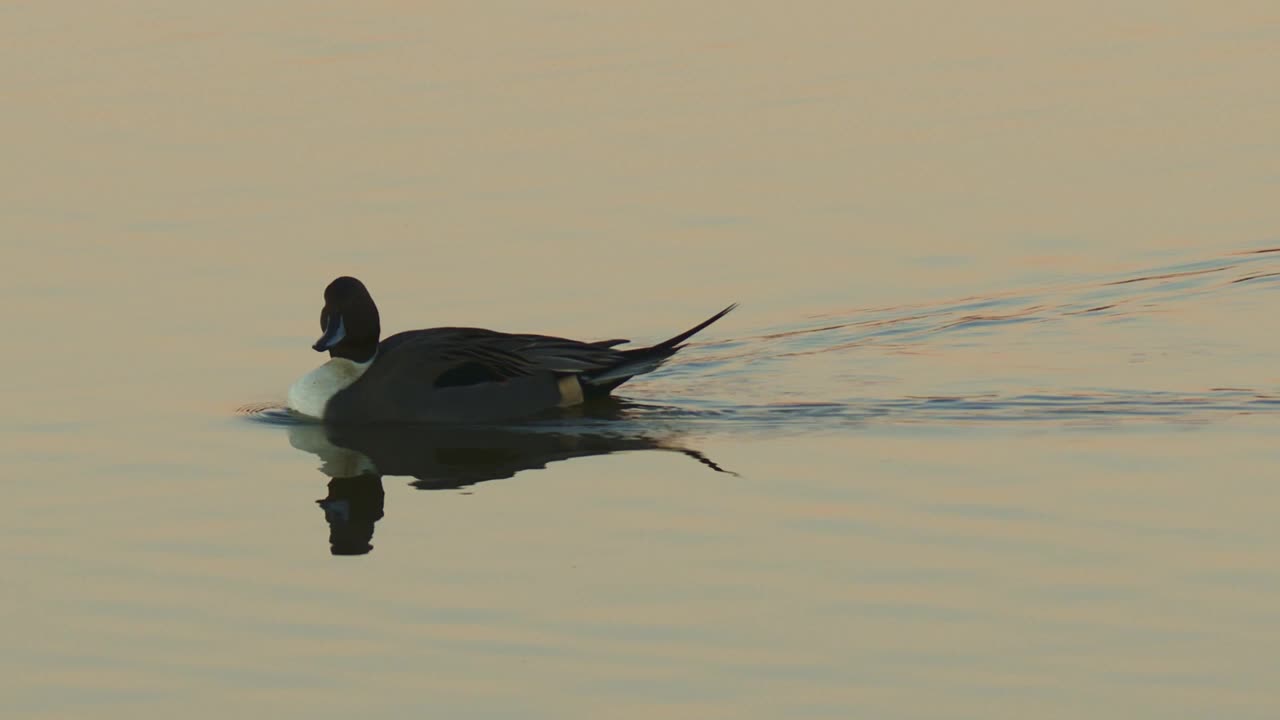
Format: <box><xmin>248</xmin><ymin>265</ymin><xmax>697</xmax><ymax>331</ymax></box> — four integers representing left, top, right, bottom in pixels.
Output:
<box><xmin>5</xmin><ymin>4</ymin><xmax>1280</xmax><ymax>718</ymax></box>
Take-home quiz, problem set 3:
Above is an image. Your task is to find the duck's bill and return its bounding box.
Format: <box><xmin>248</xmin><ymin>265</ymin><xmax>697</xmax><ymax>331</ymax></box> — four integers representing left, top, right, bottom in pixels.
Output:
<box><xmin>312</xmin><ymin>314</ymin><xmax>346</xmax><ymax>351</ymax></box>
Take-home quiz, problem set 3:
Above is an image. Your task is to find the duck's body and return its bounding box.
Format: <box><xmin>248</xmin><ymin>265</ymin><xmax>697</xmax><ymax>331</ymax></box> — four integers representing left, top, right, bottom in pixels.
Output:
<box><xmin>288</xmin><ymin>277</ymin><xmax>735</xmax><ymax>424</ymax></box>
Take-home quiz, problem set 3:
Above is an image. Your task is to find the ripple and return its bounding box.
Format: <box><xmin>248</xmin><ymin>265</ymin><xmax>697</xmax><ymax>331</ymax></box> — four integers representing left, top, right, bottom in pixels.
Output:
<box><xmin>235</xmin><ymin>402</ymin><xmax>308</xmax><ymax>425</ymax></box>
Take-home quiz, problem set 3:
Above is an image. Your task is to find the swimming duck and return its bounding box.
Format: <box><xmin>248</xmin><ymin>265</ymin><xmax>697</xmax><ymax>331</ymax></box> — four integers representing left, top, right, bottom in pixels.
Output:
<box><xmin>288</xmin><ymin>276</ymin><xmax>736</xmax><ymax>424</ymax></box>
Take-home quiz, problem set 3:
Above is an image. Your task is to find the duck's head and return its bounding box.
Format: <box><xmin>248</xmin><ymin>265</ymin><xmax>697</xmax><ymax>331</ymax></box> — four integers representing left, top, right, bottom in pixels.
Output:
<box><xmin>313</xmin><ymin>276</ymin><xmax>380</xmax><ymax>362</ymax></box>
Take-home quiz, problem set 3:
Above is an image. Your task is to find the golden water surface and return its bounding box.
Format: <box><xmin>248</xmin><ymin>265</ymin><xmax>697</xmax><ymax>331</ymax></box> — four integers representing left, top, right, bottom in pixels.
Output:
<box><xmin>3</xmin><ymin>3</ymin><xmax>1279</xmax><ymax>718</ymax></box>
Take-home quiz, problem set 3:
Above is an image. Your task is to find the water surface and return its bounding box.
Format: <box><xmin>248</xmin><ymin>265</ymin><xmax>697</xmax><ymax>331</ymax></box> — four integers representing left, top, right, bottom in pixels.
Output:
<box><xmin>4</xmin><ymin>3</ymin><xmax>1279</xmax><ymax>719</ymax></box>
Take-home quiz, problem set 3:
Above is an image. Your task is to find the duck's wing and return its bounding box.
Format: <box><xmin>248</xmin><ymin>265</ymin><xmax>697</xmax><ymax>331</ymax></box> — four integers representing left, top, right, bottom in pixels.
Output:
<box><xmin>374</xmin><ymin>328</ymin><xmax>629</xmax><ymax>385</ymax></box>
<box><xmin>449</xmin><ymin>302</ymin><xmax>734</xmax><ymax>380</ymax></box>
<box><xmin>484</xmin><ymin>332</ymin><xmax>631</xmax><ymax>374</ymax></box>
<box><xmin>376</xmin><ymin>305</ymin><xmax>735</xmax><ymax>392</ymax></box>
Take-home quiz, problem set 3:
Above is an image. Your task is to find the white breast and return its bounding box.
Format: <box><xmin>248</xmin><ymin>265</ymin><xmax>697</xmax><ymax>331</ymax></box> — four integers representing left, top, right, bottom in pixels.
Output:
<box><xmin>287</xmin><ymin>357</ymin><xmax>373</xmax><ymax>419</ymax></box>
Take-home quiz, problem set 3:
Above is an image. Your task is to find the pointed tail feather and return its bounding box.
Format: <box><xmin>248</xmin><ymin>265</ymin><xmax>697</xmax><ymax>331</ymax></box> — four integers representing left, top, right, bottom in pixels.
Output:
<box><xmin>646</xmin><ymin>303</ymin><xmax>738</xmax><ymax>352</ymax></box>
<box><xmin>582</xmin><ymin>303</ymin><xmax>737</xmax><ymax>392</ymax></box>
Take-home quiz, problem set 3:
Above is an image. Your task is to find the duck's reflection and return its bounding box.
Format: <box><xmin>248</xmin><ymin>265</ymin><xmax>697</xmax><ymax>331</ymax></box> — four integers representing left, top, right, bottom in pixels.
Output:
<box><xmin>317</xmin><ymin>474</ymin><xmax>384</xmax><ymax>556</ymax></box>
<box><xmin>288</xmin><ymin>403</ymin><xmax>730</xmax><ymax>555</ymax></box>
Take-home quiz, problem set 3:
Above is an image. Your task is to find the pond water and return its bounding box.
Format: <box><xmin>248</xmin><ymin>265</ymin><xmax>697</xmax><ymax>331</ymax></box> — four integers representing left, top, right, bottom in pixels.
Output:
<box><xmin>4</xmin><ymin>3</ymin><xmax>1279</xmax><ymax>718</ymax></box>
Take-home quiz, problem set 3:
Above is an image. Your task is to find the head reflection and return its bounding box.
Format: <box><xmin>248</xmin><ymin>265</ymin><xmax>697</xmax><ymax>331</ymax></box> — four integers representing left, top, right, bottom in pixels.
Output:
<box><xmin>318</xmin><ymin>474</ymin><xmax>384</xmax><ymax>556</ymax></box>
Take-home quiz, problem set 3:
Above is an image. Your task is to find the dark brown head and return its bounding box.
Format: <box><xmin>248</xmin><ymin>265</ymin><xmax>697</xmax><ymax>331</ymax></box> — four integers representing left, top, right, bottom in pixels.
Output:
<box><xmin>312</xmin><ymin>276</ymin><xmax>380</xmax><ymax>362</ymax></box>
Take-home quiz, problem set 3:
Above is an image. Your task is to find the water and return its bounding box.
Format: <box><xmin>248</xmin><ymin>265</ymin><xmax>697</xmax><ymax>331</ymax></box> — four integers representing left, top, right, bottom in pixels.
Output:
<box><xmin>4</xmin><ymin>4</ymin><xmax>1280</xmax><ymax>718</ymax></box>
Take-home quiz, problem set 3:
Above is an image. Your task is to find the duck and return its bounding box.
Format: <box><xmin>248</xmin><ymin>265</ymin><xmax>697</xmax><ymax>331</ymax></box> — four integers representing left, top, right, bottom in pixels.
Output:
<box><xmin>288</xmin><ymin>276</ymin><xmax>736</xmax><ymax>424</ymax></box>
